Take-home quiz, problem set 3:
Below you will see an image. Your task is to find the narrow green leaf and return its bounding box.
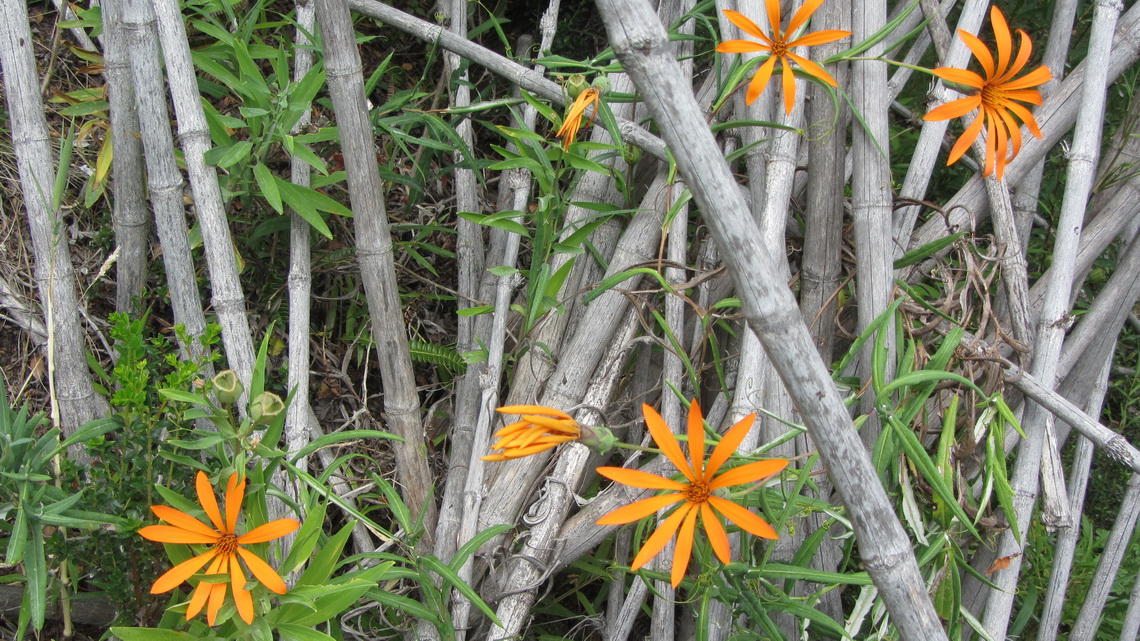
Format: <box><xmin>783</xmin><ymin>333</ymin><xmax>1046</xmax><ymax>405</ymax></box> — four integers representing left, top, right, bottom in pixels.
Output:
<box><xmin>253</xmin><ymin>163</ymin><xmax>283</xmax><ymax>214</ymax></box>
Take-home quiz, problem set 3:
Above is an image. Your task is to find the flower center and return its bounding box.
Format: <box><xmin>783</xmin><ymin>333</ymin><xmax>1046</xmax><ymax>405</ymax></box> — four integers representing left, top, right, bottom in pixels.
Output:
<box><xmin>216</xmin><ymin>533</ymin><xmax>238</xmax><ymax>558</ymax></box>
<box><xmin>772</xmin><ymin>42</ymin><xmax>788</xmax><ymax>58</ymax></box>
<box><xmin>980</xmin><ymin>83</ymin><xmax>1004</xmax><ymax>106</ymax></box>
<box><xmin>685</xmin><ymin>481</ymin><xmax>711</xmax><ymax>505</ymax></box>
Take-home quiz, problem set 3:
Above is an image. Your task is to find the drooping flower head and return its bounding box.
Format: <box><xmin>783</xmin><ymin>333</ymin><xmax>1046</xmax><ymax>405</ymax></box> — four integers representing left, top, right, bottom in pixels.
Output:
<box><xmin>715</xmin><ymin>0</ymin><xmax>850</xmax><ymax>114</ymax></box>
<box><xmin>482</xmin><ymin>405</ymin><xmax>582</xmax><ymax>461</ymax></box>
<box><xmin>922</xmin><ymin>6</ymin><xmax>1052</xmax><ymax>180</ymax></box>
<box><xmin>139</xmin><ymin>471</ymin><xmax>300</xmax><ymax>625</ymax></box>
<box><xmin>596</xmin><ymin>401</ymin><xmax>788</xmax><ymax>588</ymax></box>
<box><xmin>555</xmin><ymin>86</ymin><xmax>602</xmax><ymax>150</ymax></box>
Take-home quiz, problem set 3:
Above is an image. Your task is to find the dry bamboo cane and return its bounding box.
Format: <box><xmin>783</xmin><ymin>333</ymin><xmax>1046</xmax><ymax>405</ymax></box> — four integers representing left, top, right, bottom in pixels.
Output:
<box><xmin>1122</xmin><ymin>558</ymin><xmax>1140</xmax><ymax>641</ymax></box>
<box><xmin>981</xmin><ymin>3</ymin><xmax>1121</xmax><ymax>636</ymax></box>
<box><xmin>891</xmin><ymin>0</ymin><xmax>988</xmax><ymax>250</ymax></box>
<box><xmin>47</xmin><ymin>0</ymin><xmax>96</xmax><ymax>51</ymax></box>
<box><xmin>902</xmin><ymin>1</ymin><xmax>1140</xmax><ymax>266</ymax></box>
<box><xmin>592</xmin><ymin>1</ymin><xmax>948</xmax><ymax>638</ymax></box>
<box><xmin>0</xmin><ymin>0</ymin><xmax>108</xmax><ymax>450</ymax></box>
<box><xmin>1036</xmin><ymin>351</ymin><xmax>1113</xmax><ymax>641</ymax></box>
<box><xmin>347</xmin><ymin>0</ymin><xmax>668</xmax><ymax>161</ymax></box>
<box><xmin>151</xmin><ymin>0</ymin><xmax>258</xmax><ymax>393</ymax></box>
<box><xmin>851</xmin><ymin>0</ymin><xmax>895</xmax><ymax>451</ymax></box>
<box><xmin>486</xmin><ymin>309</ymin><xmax>640</xmax><ymax>639</ymax></box>
<box><xmin>120</xmin><ymin>0</ymin><xmax>210</xmax><ymax>364</ymax></box>
<box><xmin>1070</xmin><ymin>472</ymin><xmax>1140</xmax><ymax>641</ymax></box>
<box><xmin>312</xmin><ymin>0</ymin><xmax>437</xmax><ymax>540</ymax></box>
<box><xmin>101</xmin><ymin>0</ymin><xmax>148</xmax><ymax>317</ymax></box>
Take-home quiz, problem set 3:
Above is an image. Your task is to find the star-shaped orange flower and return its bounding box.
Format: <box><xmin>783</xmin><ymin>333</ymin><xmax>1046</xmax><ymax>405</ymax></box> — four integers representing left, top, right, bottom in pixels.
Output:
<box><xmin>139</xmin><ymin>471</ymin><xmax>299</xmax><ymax>625</ymax></box>
<box><xmin>482</xmin><ymin>405</ymin><xmax>581</xmax><ymax>461</ymax></box>
<box><xmin>923</xmin><ymin>6</ymin><xmax>1052</xmax><ymax>180</ymax></box>
<box><xmin>555</xmin><ymin>87</ymin><xmax>601</xmax><ymax>150</ymax></box>
<box><xmin>716</xmin><ymin>0</ymin><xmax>850</xmax><ymax>113</ymax></box>
<box><xmin>596</xmin><ymin>401</ymin><xmax>788</xmax><ymax>588</ymax></box>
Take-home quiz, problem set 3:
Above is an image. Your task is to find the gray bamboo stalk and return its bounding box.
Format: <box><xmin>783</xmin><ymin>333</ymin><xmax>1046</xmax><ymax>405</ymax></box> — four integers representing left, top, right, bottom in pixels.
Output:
<box><xmin>0</xmin><ymin>0</ymin><xmax>108</xmax><ymax>448</ymax></box>
<box><xmin>591</xmin><ymin>2</ymin><xmax>948</xmax><ymax>638</ymax></box>
<box><xmin>1036</xmin><ymin>351</ymin><xmax>1112</xmax><ymax>641</ymax></box>
<box><xmin>1125</xmin><ymin>581</ymin><xmax>1140</xmax><ymax>641</ymax></box>
<box><xmin>313</xmin><ymin>0</ymin><xmax>437</xmax><ymax>539</ymax></box>
<box><xmin>800</xmin><ymin>0</ymin><xmax>850</xmax><ymax>368</ymax></box>
<box><xmin>121</xmin><ymin>0</ymin><xmax>209</xmax><ymax>362</ymax></box>
<box><xmin>48</xmin><ymin>0</ymin><xmax>97</xmax><ymax>51</ymax></box>
<box><xmin>903</xmin><ymin>1</ymin><xmax>1140</xmax><ymax>267</ymax></box>
<box><xmin>1010</xmin><ymin>0</ymin><xmax>1080</xmax><ymax>253</ymax></box>
<box><xmin>151</xmin><ymin>0</ymin><xmax>258</xmax><ymax>392</ymax></box>
<box><xmin>102</xmin><ymin>0</ymin><xmax>148</xmax><ymax>316</ymax></box>
<box><xmin>285</xmin><ymin>0</ymin><xmax>316</xmax><ymax>468</ymax></box>
<box><xmin>983</xmin><ymin>176</ymin><xmax>1032</xmax><ymax>346</ymax></box>
<box><xmin>1070</xmin><ymin>472</ymin><xmax>1140</xmax><ymax>641</ymax></box>
<box><xmin>430</xmin><ymin>0</ymin><xmax>488</xmax><ymax>575</ymax></box>
<box><xmin>886</xmin><ymin>0</ymin><xmax>957</xmax><ymax>105</ymax></box>
<box><xmin>891</xmin><ymin>0</ymin><xmax>988</xmax><ymax>250</ymax></box>
<box><xmin>347</xmin><ymin>0</ymin><xmax>667</xmax><ymax>162</ymax></box>
<box><xmin>851</xmin><ymin>0</ymin><xmax>895</xmax><ymax>450</ymax></box>
<box><xmin>474</xmin><ymin>171</ymin><xmax>669</xmax><ymax>547</ymax></box>
<box><xmin>486</xmin><ymin>309</ymin><xmax>640</xmax><ymax>639</ymax></box>
<box><xmin>982</xmin><ymin>3</ymin><xmax>1121</xmax><ymax>636</ymax></box>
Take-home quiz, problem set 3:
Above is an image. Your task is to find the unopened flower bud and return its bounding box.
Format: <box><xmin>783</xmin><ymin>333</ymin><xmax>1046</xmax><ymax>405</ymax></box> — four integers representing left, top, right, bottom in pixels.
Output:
<box><xmin>212</xmin><ymin>370</ymin><xmax>243</xmax><ymax>405</ymax></box>
<box><xmin>566</xmin><ymin>74</ymin><xmax>589</xmax><ymax>99</ymax></box>
<box><xmin>579</xmin><ymin>424</ymin><xmax>617</xmax><ymax>455</ymax></box>
<box><xmin>249</xmin><ymin>391</ymin><xmax>285</xmax><ymax>426</ymax></box>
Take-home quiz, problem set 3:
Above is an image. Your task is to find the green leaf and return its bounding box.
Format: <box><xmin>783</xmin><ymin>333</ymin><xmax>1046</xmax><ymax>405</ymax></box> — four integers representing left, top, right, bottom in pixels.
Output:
<box><xmin>450</xmin><ymin>524</ymin><xmax>513</xmax><ymax>573</ymax></box>
<box><xmin>894</xmin><ymin>231</ymin><xmax>966</xmax><ymax>269</ymax></box>
<box><xmin>458</xmin><ymin>211</ymin><xmax>530</xmax><ymax>238</ymax></box>
<box><xmin>109</xmin><ymin>629</ymin><xmax>201</xmax><ymax>641</ymax></box>
<box><xmin>57</xmin><ymin>416</ymin><xmax>121</xmax><ymax>453</ymax></box>
<box><xmin>203</xmin><ymin>141</ymin><xmax>253</xmax><ymax>169</ymax></box>
<box><xmin>366</xmin><ymin>588</ymin><xmax>440</xmax><ymax>623</ymax></box>
<box><xmin>276</xmin><ymin>623</ymin><xmax>337</xmax><ymax>641</ymax></box>
<box><xmin>457</xmin><ymin>305</ymin><xmax>494</xmax><ymax>317</ymax></box>
<box><xmin>158</xmin><ymin>389</ymin><xmax>214</xmax><ymax>407</ymax></box>
<box><xmin>289</xmin><ymin>430</ymin><xmax>402</xmax><ymax>464</ymax></box>
<box><xmin>26</xmin><ymin>526</ymin><xmax>45</xmax><ymax>631</ymax></box>
<box><xmin>253</xmin><ymin>163</ymin><xmax>282</xmax><ymax>214</ymax></box>
<box><xmin>297</xmin><ymin>521</ymin><xmax>354</xmax><ymax>587</ymax></box>
<box><xmin>421</xmin><ymin>555</ymin><xmax>501</xmax><ymax>627</ymax></box>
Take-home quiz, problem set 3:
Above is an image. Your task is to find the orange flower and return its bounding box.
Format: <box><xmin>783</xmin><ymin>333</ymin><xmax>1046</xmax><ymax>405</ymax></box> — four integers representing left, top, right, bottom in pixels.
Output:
<box><xmin>596</xmin><ymin>401</ymin><xmax>788</xmax><ymax>587</ymax></box>
<box><xmin>482</xmin><ymin>405</ymin><xmax>581</xmax><ymax>461</ymax></box>
<box><xmin>715</xmin><ymin>0</ymin><xmax>850</xmax><ymax>113</ymax></box>
<box><xmin>922</xmin><ymin>6</ymin><xmax>1051</xmax><ymax>180</ymax></box>
<box><xmin>139</xmin><ymin>471</ymin><xmax>300</xmax><ymax>625</ymax></box>
<box><xmin>555</xmin><ymin>87</ymin><xmax>601</xmax><ymax>149</ymax></box>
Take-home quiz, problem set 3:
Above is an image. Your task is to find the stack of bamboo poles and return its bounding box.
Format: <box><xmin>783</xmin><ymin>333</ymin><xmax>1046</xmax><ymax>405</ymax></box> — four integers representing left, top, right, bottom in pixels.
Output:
<box><xmin>2</xmin><ymin>0</ymin><xmax>1140</xmax><ymax>638</ymax></box>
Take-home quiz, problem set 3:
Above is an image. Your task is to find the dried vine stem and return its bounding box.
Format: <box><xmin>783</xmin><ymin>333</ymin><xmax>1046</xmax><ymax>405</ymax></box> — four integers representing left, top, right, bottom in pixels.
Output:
<box><xmin>152</xmin><ymin>0</ymin><xmax>258</xmax><ymax>393</ymax></box>
<box><xmin>313</xmin><ymin>0</ymin><xmax>437</xmax><ymax>540</ymax></box>
<box><xmin>592</xmin><ymin>1</ymin><xmax>948</xmax><ymax>638</ymax></box>
<box><xmin>0</xmin><ymin>0</ymin><xmax>108</xmax><ymax>449</ymax></box>
<box><xmin>982</xmin><ymin>3</ymin><xmax>1122</xmax><ymax>636</ymax></box>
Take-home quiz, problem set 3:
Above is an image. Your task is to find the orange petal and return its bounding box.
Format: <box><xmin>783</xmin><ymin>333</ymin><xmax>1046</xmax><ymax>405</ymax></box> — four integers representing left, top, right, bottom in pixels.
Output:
<box><xmin>597</xmin><ymin>466</ymin><xmax>688</xmax><ymax>491</ymax></box>
<box><xmin>932</xmin><ymin>67</ymin><xmax>986</xmax><ymax>90</ymax></box>
<box><xmin>722</xmin><ymin>9</ymin><xmax>769</xmax><ymax>43</ymax></box>
<box><xmin>230</xmin><ymin>560</ymin><xmax>254</xmax><ymax>624</ymax></box>
<box><xmin>786</xmin><ymin>0</ymin><xmax>824</xmax><ymax>37</ymax></box>
<box><xmin>716</xmin><ymin>40</ymin><xmax>768</xmax><ymax>54</ymax></box>
<box><xmin>138</xmin><ymin>525</ymin><xmax>221</xmax><ymax>545</ymax></box>
<box><xmin>196</xmin><ymin>471</ymin><xmax>226</xmax><ymax>533</ymax></box>
<box><xmin>998</xmin><ymin>30</ymin><xmax>1034</xmax><ymax>84</ymax></box>
<box><xmin>990</xmin><ymin>6</ymin><xmax>1012</xmax><ymax>81</ymax></box>
<box><xmin>709</xmin><ymin>495</ymin><xmax>778</xmax><ymax>539</ymax></box>
<box><xmin>687</xmin><ymin>400</ymin><xmax>705</xmax><ymax>481</ymax></box>
<box><xmin>787</xmin><ymin>29</ymin><xmax>851</xmax><ymax>48</ymax></box>
<box><xmin>704</xmin><ymin>413</ymin><xmax>756</xmax><ymax>482</ymax></box>
<box><xmin>150</xmin><ymin>549</ymin><xmax>218</xmax><ymax>594</ymax></box>
<box><xmin>497</xmin><ymin>404</ymin><xmax>573</xmax><ymax>420</ymax></box>
<box><xmin>746</xmin><ymin>55</ymin><xmax>779</xmax><ymax>105</ymax></box>
<box><xmin>630</xmin><ymin>502</ymin><xmax>692</xmax><ymax>571</ymax></box>
<box><xmin>764</xmin><ymin>0</ymin><xmax>783</xmax><ymax>43</ymax></box>
<box><xmin>995</xmin><ymin>106</ymin><xmax>1023</xmax><ymax>162</ymax></box>
<box><xmin>239</xmin><ymin>518</ymin><xmax>300</xmax><ymax>544</ymax></box>
<box><xmin>786</xmin><ymin>52</ymin><xmax>838</xmax><ymax>87</ymax></box>
<box><xmin>700</xmin><ymin>503</ymin><xmax>731</xmax><ymax>564</ymax></box>
<box><xmin>670</xmin><ymin>506</ymin><xmax>700</xmax><ymax>588</ymax></box>
<box><xmin>991</xmin><ymin>110</ymin><xmax>1009</xmax><ymax>181</ymax></box>
<box><xmin>959</xmin><ymin>30</ymin><xmax>995</xmax><ymax>80</ymax></box>
<box><xmin>597</xmin><ymin>492</ymin><xmax>687</xmax><ymax>525</ymax></box>
<box><xmin>237</xmin><ymin>546</ymin><xmax>289</xmax><ymax>594</ymax></box>
<box><xmin>520</xmin><ymin>415</ymin><xmax>580</xmax><ymax>434</ymax></box>
<box><xmin>224</xmin><ymin>473</ymin><xmax>246</xmax><ymax>535</ymax></box>
<box><xmin>947</xmin><ymin>111</ymin><xmax>985</xmax><ymax>165</ymax></box>
<box><xmin>709</xmin><ymin>459</ymin><xmax>789</xmax><ymax>490</ymax></box>
<box><xmin>1004</xmin><ymin>102</ymin><xmax>1042</xmax><ymax>137</ymax></box>
<box><xmin>642</xmin><ymin>404</ymin><xmax>694</xmax><ymax>481</ymax></box>
<box><xmin>206</xmin><ymin>580</ymin><xmax>227</xmax><ymax>626</ymax></box>
<box><xmin>499</xmin><ymin>442</ymin><xmax>562</xmax><ymax>458</ymax></box>
<box><xmin>186</xmin><ymin>580</ymin><xmax>212</xmax><ymax>621</ymax></box>
<box><xmin>982</xmin><ymin>115</ymin><xmax>998</xmax><ymax>178</ymax></box>
<box><xmin>151</xmin><ymin>505</ymin><xmax>220</xmax><ymax>539</ymax></box>
<box><xmin>1002</xmin><ymin>89</ymin><xmax>1044</xmax><ymax>106</ymax></box>
<box><xmin>780</xmin><ymin>56</ymin><xmax>797</xmax><ymax>115</ymax></box>
<box><xmin>1003</xmin><ymin>65</ymin><xmax>1051</xmax><ymax>91</ymax></box>
<box><xmin>924</xmin><ymin>95</ymin><xmax>980</xmax><ymax>122</ymax></box>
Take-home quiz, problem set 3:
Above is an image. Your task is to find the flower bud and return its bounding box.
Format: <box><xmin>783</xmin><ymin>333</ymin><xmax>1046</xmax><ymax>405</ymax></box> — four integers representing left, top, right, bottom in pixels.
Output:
<box><xmin>212</xmin><ymin>370</ymin><xmax>243</xmax><ymax>406</ymax></box>
<box><xmin>249</xmin><ymin>391</ymin><xmax>285</xmax><ymax>426</ymax></box>
<box><xmin>566</xmin><ymin>74</ymin><xmax>589</xmax><ymax>99</ymax></box>
<box><xmin>579</xmin><ymin>424</ymin><xmax>617</xmax><ymax>455</ymax></box>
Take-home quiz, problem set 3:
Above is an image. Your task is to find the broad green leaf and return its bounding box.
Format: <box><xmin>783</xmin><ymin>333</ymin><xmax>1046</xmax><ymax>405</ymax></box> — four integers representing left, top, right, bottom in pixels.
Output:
<box><xmin>253</xmin><ymin>163</ymin><xmax>282</xmax><ymax>214</ymax></box>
